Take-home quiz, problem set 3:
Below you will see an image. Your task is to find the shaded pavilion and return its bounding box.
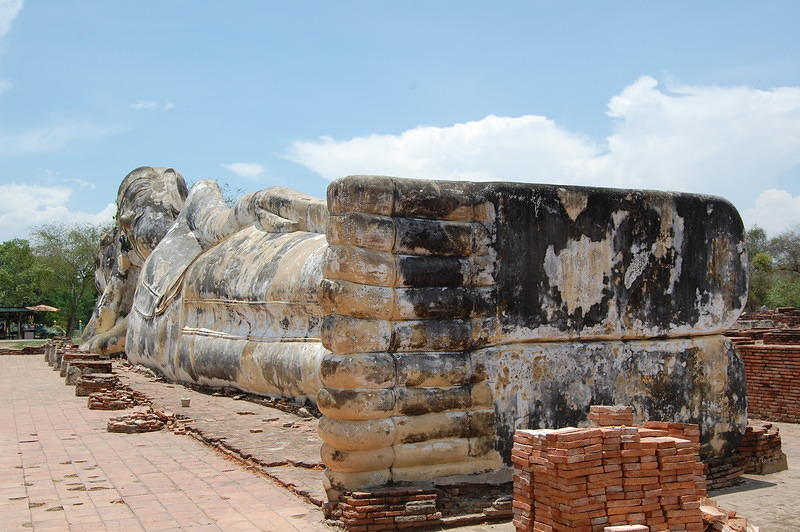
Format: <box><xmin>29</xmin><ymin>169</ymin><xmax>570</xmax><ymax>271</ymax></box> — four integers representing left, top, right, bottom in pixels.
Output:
<box><xmin>0</xmin><ymin>305</ymin><xmax>59</xmax><ymax>339</ymax></box>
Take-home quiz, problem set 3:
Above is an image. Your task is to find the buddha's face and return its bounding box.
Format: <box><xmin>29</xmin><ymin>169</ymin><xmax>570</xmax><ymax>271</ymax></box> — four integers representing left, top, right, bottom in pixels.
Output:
<box><xmin>117</xmin><ymin>167</ymin><xmax>188</xmax><ymax>265</ymax></box>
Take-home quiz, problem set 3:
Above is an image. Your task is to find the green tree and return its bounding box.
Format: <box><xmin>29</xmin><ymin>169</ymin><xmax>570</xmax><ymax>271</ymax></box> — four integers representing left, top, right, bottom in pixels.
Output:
<box><xmin>768</xmin><ymin>226</ymin><xmax>800</xmax><ymax>274</ymax></box>
<box><xmin>748</xmin><ymin>252</ymin><xmax>774</xmax><ymax>310</ymax></box>
<box><xmin>745</xmin><ymin>225</ymin><xmax>800</xmax><ymax>310</ymax></box>
<box><xmin>745</xmin><ymin>226</ymin><xmax>769</xmax><ymax>260</ymax></box>
<box><xmin>765</xmin><ymin>275</ymin><xmax>800</xmax><ymax>308</ymax></box>
<box><xmin>745</xmin><ymin>226</ymin><xmax>775</xmax><ymax>310</ymax></box>
<box><xmin>31</xmin><ymin>223</ymin><xmax>104</xmax><ymax>337</ymax></box>
<box><xmin>0</xmin><ymin>239</ymin><xmax>49</xmax><ymax>306</ymax></box>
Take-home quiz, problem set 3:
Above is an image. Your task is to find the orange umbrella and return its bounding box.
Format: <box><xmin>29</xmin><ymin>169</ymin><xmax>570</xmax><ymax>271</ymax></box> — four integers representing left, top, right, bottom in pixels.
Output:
<box><xmin>25</xmin><ymin>305</ymin><xmax>60</xmax><ymax>312</ymax></box>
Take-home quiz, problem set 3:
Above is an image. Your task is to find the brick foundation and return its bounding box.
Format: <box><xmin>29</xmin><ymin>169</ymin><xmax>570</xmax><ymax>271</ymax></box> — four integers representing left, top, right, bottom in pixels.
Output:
<box><xmin>334</xmin><ymin>489</ymin><xmax>442</xmax><ymax>531</ymax></box>
<box><xmin>739</xmin><ymin>422</ymin><xmax>788</xmax><ymax>474</ymax></box>
<box><xmin>703</xmin><ymin>455</ymin><xmax>745</xmax><ymax>490</ymax></box>
<box><xmin>733</xmin><ymin>308</ymin><xmax>800</xmax><ymax>329</ymax></box>
<box><xmin>435</xmin><ymin>483</ymin><xmax>513</xmax><ymax>522</ymax></box>
<box><xmin>75</xmin><ymin>373</ymin><xmax>118</xmax><ymax>397</ymax></box>
<box><xmin>327</xmin><ymin>484</ymin><xmax>516</xmax><ymax>531</ymax></box>
<box><xmin>0</xmin><ymin>345</ymin><xmax>45</xmax><ymax>355</ymax></box>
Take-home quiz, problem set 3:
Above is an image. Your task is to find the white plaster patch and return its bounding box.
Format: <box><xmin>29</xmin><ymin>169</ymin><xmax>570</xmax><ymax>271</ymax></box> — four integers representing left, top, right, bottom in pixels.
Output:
<box><xmin>557</xmin><ymin>188</ymin><xmax>589</xmax><ymax>221</ymax></box>
<box><xmin>695</xmin><ymin>291</ymin><xmax>728</xmax><ymax>333</ymax></box>
<box><xmin>667</xmin><ymin>214</ymin><xmax>684</xmax><ymax>295</ymax></box>
<box><xmin>611</xmin><ymin>210</ymin><xmax>629</xmax><ymax>229</ymax></box>
<box><xmin>624</xmin><ymin>245</ymin><xmax>652</xmax><ymax>289</ymax></box>
<box><xmin>543</xmin><ymin>235</ymin><xmax>612</xmax><ymax>316</ymax></box>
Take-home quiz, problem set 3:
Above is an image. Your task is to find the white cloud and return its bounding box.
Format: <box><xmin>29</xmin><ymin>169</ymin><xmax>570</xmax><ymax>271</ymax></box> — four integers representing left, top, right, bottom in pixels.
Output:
<box><xmin>130</xmin><ymin>100</ymin><xmax>174</xmax><ymax>111</ymax></box>
<box><xmin>63</xmin><ymin>177</ymin><xmax>96</xmax><ymax>190</ymax></box>
<box><xmin>0</xmin><ymin>183</ymin><xmax>115</xmax><ymax>241</ymax></box>
<box><xmin>221</xmin><ymin>162</ymin><xmax>266</xmax><ymax>180</ymax></box>
<box><xmin>742</xmin><ymin>189</ymin><xmax>800</xmax><ymax>235</ymax></box>
<box><xmin>287</xmin><ymin>76</ymin><xmax>800</xmax><ymax>230</ymax></box>
<box><xmin>0</xmin><ymin>122</ymin><xmax>117</xmax><ymax>155</ymax></box>
<box><xmin>600</xmin><ymin>77</ymin><xmax>800</xmax><ymax>194</ymax></box>
<box><xmin>0</xmin><ymin>79</ymin><xmax>10</xmax><ymax>94</ymax></box>
<box><xmin>289</xmin><ymin>115</ymin><xmax>602</xmax><ymax>183</ymax></box>
<box><xmin>0</xmin><ymin>0</ymin><xmax>22</xmax><ymax>38</ymax></box>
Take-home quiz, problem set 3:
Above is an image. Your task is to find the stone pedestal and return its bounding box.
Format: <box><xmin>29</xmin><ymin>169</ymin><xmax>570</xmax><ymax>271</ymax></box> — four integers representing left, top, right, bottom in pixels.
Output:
<box><xmin>318</xmin><ymin>176</ymin><xmax>748</xmax><ymax>495</ymax></box>
<box><xmin>65</xmin><ymin>360</ymin><xmax>113</xmax><ymax>385</ymax></box>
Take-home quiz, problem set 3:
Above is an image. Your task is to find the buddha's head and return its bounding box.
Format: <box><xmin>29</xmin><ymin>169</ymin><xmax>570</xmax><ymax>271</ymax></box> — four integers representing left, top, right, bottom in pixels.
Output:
<box><xmin>117</xmin><ymin>166</ymin><xmax>188</xmax><ymax>265</ymax></box>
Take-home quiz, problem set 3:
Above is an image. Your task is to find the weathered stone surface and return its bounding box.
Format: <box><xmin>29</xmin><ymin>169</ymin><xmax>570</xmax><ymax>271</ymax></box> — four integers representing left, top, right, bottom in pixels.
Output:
<box><xmin>317</xmin><ymin>175</ymin><xmax>746</xmax><ymax>495</ymax></box>
<box><xmin>79</xmin><ymin>170</ymin><xmax>329</xmax><ymax>402</ymax></box>
<box><xmin>474</xmin><ymin>335</ymin><xmax>746</xmax><ymax>461</ymax></box>
<box><xmin>86</xmin><ymin>170</ymin><xmax>748</xmax><ymax>497</ymax></box>
<box><xmin>80</xmin><ymin>167</ymin><xmax>187</xmax><ymax>355</ymax></box>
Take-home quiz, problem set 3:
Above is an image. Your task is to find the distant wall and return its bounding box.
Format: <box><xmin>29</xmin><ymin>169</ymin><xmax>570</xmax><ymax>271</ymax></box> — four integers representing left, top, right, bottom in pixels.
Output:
<box><xmin>739</xmin><ymin>342</ymin><xmax>800</xmax><ymax>423</ymax></box>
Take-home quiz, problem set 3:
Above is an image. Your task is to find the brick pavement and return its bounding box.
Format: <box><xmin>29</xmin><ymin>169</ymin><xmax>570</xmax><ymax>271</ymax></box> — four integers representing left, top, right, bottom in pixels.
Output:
<box><xmin>0</xmin><ymin>355</ymin><xmax>329</xmax><ymax>532</ymax></box>
<box><xmin>119</xmin><ymin>366</ymin><xmax>326</xmax><ymax>506</ymax></box>
<box><xmin>713</xmin><ymin>420</ymin><xmax>800</xmax><ymax>532</ymax></box>
<box><xmin>5</xmin><ymin>351</ymin><xmax>799</xmax><ymax>532</ymax></box>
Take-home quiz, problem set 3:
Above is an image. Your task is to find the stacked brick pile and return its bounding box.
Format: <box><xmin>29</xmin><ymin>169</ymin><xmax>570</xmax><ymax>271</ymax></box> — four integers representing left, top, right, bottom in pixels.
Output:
<box><xmin>639</xmin><ymin>421</ymin><xmax>699</xmax><ymax>445</ymax></box>
<box><xmin>512</xmin><ymin>409</ymin><xmax>707</xmax><ymax>531</ymax></box>
<box><xmin>335</xmin><ymin>489</ymin><xmax>442</xmax><ymax>531</ymax></box>
<box><xmin>635</xmin><ymin>421</ymin><xmax>746</xmax><ymax>491</ymax></box>
<box><xmin>739</xmin><ymin>422</ymin><xmax>788</xmax><ymax>474</ymax></box>
<box><xmin>589</xmin><ymin>405</ymin><xmax>634</xmax><ymax>426</ymax></box>
<box><xmin>594</xmin><ymin>414</ymin><xmax>743</xmax><ymax>491</ymax></box>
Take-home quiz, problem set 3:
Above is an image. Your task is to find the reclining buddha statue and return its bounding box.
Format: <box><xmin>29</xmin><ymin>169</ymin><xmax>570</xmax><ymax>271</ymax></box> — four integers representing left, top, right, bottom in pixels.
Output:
<box><xmin>82</xmin><ymin>166</ymin><xmax>749</xmax><ymax>495</ymax></box>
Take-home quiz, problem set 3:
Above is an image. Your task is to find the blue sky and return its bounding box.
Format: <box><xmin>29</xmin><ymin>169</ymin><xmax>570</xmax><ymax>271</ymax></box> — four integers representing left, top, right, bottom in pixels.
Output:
<box><xmin>1</xmin><ymin>1</ymin><xmax>799</xmax><ymax>240</ymax></box>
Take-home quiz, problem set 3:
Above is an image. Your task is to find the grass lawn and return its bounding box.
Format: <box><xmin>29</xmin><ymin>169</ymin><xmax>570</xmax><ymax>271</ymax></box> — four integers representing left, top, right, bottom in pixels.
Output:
<box><xmin>0</xmin><ymin>336</ymin><xmax>80</xmax><ymax>349</ymax></box>
<box><xmin>3</xmin><ymin>339</ymin><xmax>47</xmax><ymax>349</ymax></box>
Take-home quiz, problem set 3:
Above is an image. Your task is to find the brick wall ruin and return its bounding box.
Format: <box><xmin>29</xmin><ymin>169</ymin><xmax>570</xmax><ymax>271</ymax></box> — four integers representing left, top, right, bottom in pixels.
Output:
<box><xmin>727</xmin><ymin>308</ymin><xmax>800</xmax><ymax>423</ymax></box>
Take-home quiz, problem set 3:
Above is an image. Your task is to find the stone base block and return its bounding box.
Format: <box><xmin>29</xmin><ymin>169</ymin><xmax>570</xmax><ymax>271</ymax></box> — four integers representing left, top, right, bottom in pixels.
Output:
<box><xmin>475</xmin><ymin>335</ymin><xmax>746</xmax><ymax>462</ymax></box>
<box><xmin>65</xmin><ymin>360</ymin><xmax>113</xmax><ymax>385</ymax></box>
